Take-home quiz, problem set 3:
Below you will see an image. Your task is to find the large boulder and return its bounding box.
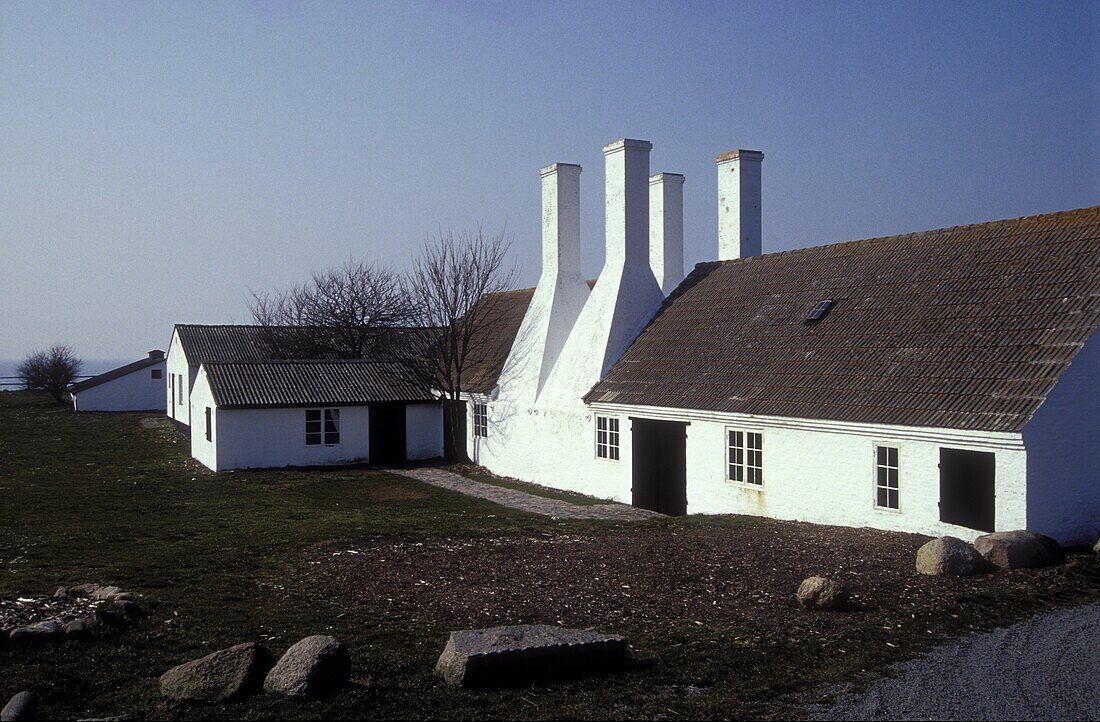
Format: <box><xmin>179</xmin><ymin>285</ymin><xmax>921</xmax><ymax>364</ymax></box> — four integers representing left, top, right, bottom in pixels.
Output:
<box><xmin>159</xmin><ymin>642</ymin><xmax>274</xmax><ymax>703</ymax></box>
<box><xmin>435</xmin><ymin>624</ymin><xmax>628</xmax><ymax>688</ymax></box>
<box><xmin>1</xmin><ymin>691</ymin><xmax>35</xmax><ymax>722</ymax></box>
<box><xmin>263</xmin><ymin>635</ymin><xmax>351</xmax><ymax>699</ymax></box>
<box><xmin>915</xmin><ymin>536</ymin><xmax>992</xmax><ymax>576</ymax></box>
<box><xmin>973</xmin><ymin>530</ymin><xmax>1064</xmax><ymax>569</ymax></box>
<box><xmin>796</xmin><ymin>576</ymin><xmax>851</xmax><ymax>611</ymax></box>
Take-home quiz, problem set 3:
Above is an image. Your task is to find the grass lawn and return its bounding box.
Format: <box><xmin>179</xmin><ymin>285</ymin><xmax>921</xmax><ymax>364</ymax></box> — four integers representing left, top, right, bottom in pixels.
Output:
<box><xmin>1</xmin><ymin>391</ymin><xmax>1097</xmax><ymax>720</ymax></box>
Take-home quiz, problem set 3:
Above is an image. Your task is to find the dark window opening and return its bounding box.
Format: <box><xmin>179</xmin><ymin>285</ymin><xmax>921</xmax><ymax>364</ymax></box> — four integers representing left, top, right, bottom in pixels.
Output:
<box><xmin>204</xmin><ymin>407</ymin><xmax>212</xmax><ymax>441</ymax></box>
<box><xmin>151</xmin><ymin>368</ymin><xmax>162</xmax><ymax>379</ymax></box>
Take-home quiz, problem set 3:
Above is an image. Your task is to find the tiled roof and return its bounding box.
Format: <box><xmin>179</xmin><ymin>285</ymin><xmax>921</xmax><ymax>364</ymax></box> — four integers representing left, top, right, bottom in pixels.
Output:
<box><xmin>462</xmin><ymin>287</ymin><xmax>537</xmax><ymax>394</ymax></box>
<box><xmin>173</xmin><ymin>325</ymin><xmax>277</xmax><ymax>364</ymax></box>
<box><xmin>202</xmin><ymin>360</ymin><xmax>435</xmax><ymax>409</ymax></box>
<box><xmin>69</xmin><ymin>351</ymin><xmax>164</xmax><ymax>393</ymax></box>
<box><xmin>586</xmin><ymin>206</ymin><xmax>1100</xmax><ymax>433</ymax></box>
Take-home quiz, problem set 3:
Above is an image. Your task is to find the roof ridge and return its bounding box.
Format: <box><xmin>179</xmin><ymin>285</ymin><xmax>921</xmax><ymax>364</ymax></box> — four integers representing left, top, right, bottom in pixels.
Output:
<box><xmin>720</xmin><ymin>204</ymin><xmax>1100</xmax><ymax>267</ymax></box>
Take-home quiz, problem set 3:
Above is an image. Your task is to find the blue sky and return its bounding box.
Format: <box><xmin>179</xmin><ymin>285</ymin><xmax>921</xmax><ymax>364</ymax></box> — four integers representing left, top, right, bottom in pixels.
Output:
<box><xmin>1</xmin><ymin>1</ymin><xmax>1096</xmax><ymax>359</ymax></box>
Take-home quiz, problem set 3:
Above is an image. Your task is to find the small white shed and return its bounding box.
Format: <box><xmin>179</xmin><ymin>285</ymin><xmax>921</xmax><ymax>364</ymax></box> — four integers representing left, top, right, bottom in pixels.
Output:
<box><xmin>188</xmin><ymin>359</ymin><xmax>443</xmax><ymax>471</ymax></box>
<box><xmin>70</xmin><ymin>351</ymin><xmax>166</xmax><ymax>412</ymax></box>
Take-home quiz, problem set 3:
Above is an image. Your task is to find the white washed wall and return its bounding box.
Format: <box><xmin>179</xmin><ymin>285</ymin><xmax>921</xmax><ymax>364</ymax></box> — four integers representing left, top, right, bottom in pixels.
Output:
<box><xmin>165</xmin><ymin>329</ymin><xmax>193</xmax><ymax>426</ymax></box>
<box><xmin>190</xmin><ymin>368</ymin><xmax>372</xmax><ymax>471</ymax></box>
<box><xmin>469</xmin><ymin>398</ymin><xmax>1030</xmax><ymax>541</ymax></box>
<box><xmin>406</xmin><ymin>403</ymin><xmax>444</xmax><ymax>460</ymax></box>
<box><xmin>73</xmin><ymin>361</ymin><xmax>166</xmax><ymax>412</ymax></box>
<box><xmin>1023</xmin><ymin>333</ymin><xmax>1100</xmax><ymax>545</ymax></box>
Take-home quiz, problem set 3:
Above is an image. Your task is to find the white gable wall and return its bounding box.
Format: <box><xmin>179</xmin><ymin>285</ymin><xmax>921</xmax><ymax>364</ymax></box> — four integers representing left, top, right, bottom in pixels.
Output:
<box><xmin>72</xmin><ymin>361</ymin><xmax>166</xmax><ymax>412</ymax></box>
<box><xmin>166</xmin><ymin>328</ymin><xmax>194</xmax><ymax>426</ymax></box>
<box><xmin>1023</xmin><ymin>332</ymin><xmax>1100</xmax><ymax>545</ymax></box>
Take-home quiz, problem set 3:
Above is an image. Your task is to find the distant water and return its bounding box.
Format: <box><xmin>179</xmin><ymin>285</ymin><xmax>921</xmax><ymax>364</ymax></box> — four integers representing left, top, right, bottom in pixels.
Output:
<box><xmin>0</xmin><ymin>359</ymin><xmax>131</xmax><ymax>389</ymax></box>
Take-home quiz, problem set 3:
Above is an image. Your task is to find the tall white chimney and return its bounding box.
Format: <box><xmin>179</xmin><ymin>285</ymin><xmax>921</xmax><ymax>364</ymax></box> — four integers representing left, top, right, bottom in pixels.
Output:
<box><xmin>604</xmin><ymin>138</ymin><xmax>653</xmax><ymax>267</ymax></box>
<box><xmin>649</xmin><ymin>172</ymin><xmax>685</xmax><ymax>295</ymax></box>
<box><xmin>497</xmin><ymin>162</ymin><xmax>590</xmax><ymax>402</ymax></box>
<box><xmin>716</xmin><ymin>149</ymin><xmax>763</xmax><ymax>260</ymax></box>
<box><xmin>540</xmin><ymin>163</ymin><xmax>582</xmax><ymax>278</ymax></box>
<box><xmin>541</xmin><ymin>138</ymin><xmax>665</xmax><ymax>403</ymax></box>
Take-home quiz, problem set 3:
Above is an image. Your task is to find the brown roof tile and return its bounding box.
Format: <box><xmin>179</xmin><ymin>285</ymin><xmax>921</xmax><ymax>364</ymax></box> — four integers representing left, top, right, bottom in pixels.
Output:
<box><xmin>585</xmin><ymin>206</ymin><xmax>1100</xmax><ymax>432</ymax></box>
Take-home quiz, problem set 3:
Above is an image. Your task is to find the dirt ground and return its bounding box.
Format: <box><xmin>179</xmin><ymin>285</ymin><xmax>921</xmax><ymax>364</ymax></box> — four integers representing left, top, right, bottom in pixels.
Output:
<box><xmin>303</xmin><ymin>517</ymin><xmax>1067</xmax><ymax>641</ymax></box>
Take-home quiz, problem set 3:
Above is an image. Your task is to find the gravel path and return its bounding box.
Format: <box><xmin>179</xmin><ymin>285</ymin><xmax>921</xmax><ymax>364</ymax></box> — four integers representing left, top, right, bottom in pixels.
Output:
<box><xmin>386</xmin><ymin>467</ymin><xmax>660</xmax><ymax>521</ymax></box>
<box><xmin>809</xmin><ymin>601</ymin><xmax>1100</xmax><ymax>721</ymax></box>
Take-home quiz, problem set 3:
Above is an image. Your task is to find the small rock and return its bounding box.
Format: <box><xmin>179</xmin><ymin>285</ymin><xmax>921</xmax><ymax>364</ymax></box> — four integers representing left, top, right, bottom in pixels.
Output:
<box><xmin>435</xmin><ymin>625</ymin><xmax>628</xmax><ymax>688</ymax></box>
<box><xmin>92</xmin><ymin>586</ymin><xmax>124</xmax><ymax>601</ymax></box>
<box><xmin>64</xmin><ymin>619</ymin><xmax>87</xmax><ymax>636</ymax></box>
<box><xmin>113</xmin><ymin>599</ymin><xmax>142</xmax><ymax>618</ymax></box>
<box><xmin>94</xmin><ymin>606</ymin><xmax>125</xmax><ymax>628</ymax></box>
<box><xmin>1</xmin><ymin>690</ymin><xmax>35</xmax><ymax>722</ymax></box>
<box><xmin>68</xmin><ymin>583</ymin><xmax>101</xmax><ymax>598</ymax></box>
<box><xmin>80</xmin><ymin>614</ymin><xmax>100</xmax><ymax>633</ymax></box>
<box><xmin>113</xmin><ymin>592</ymin><xmax>135</xmax><ymax>603</ymax></box>
<box><xmin>54</xmin><ymin>586</ymin><xmax>69</xmax><ymax>598</ymax></box>
<box><xmin>796</xmin><ymin>576</ymin><xmax>851</xmax><ymax>611</ymax></box>
<box><xmin>9</xmin><ymin>620</ymin><xmax>63</xmax><ymax>642</ymax></box>
<box><xmin>915</xmin><ymin>536</ymin><xmax>992</xmax><ymax>576</ymax></box>
<box><xmin>159</xmin><ymin>642</ymin><xmax>274</xmax><ymax>703</ymax></box>
<box><xmin>264</xmin><ymin>635</ymin><xmax>351</xmax><ymax>699</ymax></box>
<box><xmin>973</xmin><ymin>530</ymin><xmax>1065</xmax><ymax>569</ymax></box>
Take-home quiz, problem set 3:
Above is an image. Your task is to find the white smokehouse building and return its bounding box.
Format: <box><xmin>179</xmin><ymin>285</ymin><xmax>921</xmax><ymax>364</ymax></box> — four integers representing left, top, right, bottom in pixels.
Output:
<box><xmin>69</xmin><ymin>350</ymin><xmax>166</xmax><ymax>412</ymax></box>
<box><xmin>462</xmin><ymin>138</ymin><xmax>1099</xmax><ymax>545</ymax></box>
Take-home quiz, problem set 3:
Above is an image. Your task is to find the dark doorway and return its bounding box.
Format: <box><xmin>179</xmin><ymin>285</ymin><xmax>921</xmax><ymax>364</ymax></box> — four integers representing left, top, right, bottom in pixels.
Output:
<box><xmin>939</xmin><ymin>448</ymin><xmax>995</xmax><ymax>532</ymax></box>
<box><xmin>369</xmin><ymin>402</ymin><xmax>407</xmax><ymax>466</ymax></box>
<box><xmin>631</xmin><ymin>418</ymin><xmax>688</xmax><ymax>515</ymax></box>
<box><xmin>442</xmin><ymin>399</ymin><xmax>468</xmax><ymax>463</ymax></box>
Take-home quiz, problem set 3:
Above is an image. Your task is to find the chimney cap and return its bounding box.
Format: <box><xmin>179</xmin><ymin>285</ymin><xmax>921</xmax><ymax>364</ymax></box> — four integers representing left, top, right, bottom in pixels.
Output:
<box><xmin>539</xmin><ymin>162</ymin><xmax>582</xmax><ymax>178</ymax></box>
<box><xmin>603</xmin><ymin>138</ymin><xmax>653</xmax><ymax>155</ymax></box>
<box><xmin>649</xmin><ymin>173</ymin><xmax>685</xmax><ymax>185</ymax></box>
<box><xmin>716</xmin><ymin>149</ymin><xmax>764</xmax><ymax>164</ymax></box>
<box><xmin>148</xmin><ymin>349</ymin><xmax>164</xmax><ymax>359</ymax></box>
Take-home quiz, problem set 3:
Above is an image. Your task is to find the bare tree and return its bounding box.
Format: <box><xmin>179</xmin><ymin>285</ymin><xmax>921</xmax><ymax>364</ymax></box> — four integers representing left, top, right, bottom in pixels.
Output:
<box><xmin>405</xmin><ymin>226</ymin><xmax>516</xmax><ymax>461</ymax></box>
<box><xmin>18</xmin><ymin>345</ymin><xmax>83</xmax><ymax>404</ymax></box>
<box><xmin>248</xmin><ymin>260</ymin><xmax>413</xmax><ymax>359</ymax></box>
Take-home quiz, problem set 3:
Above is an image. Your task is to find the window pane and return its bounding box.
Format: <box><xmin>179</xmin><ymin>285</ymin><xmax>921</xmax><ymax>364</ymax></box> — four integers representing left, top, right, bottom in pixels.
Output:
<box><xmin>888</xmin><ymin>447</ymin><xmax>898</xmax><ymax>467</ymax></box>
<box><xmin>888</xmin><ymin>468</ymin><xmax>898</xmax><ymax>488</ymax></box>
<box><xmin>306</xmin><ymin>410</ymin><xmax>321</xmax><ymax>421</ymax></box>
<box><xmin>877</xmin><ymin>467</ymin><xmax>888</xmax><ymax>486</ymax></box>
<box><xmin>306</xmin><ymin>432</ymin><xmax>321</xmax><ymax>445</ymax></box>
<box><xmin>877</xmin><ymin>446</ymin><xmax>887</xmax><ymax>466</ymax></box>
<box><xmin>610</xmin><ymin>447</ymin><xmax>619</xmax><ymax>461</ymax></box>
<box><xmin>877</xmin><ymin>487</ymin><xmax>889</xmax><ymax>507</ymax></box>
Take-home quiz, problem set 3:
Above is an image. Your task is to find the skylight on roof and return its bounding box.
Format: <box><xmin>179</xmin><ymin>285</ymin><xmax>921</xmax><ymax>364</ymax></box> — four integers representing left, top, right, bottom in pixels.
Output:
<box><xmin>805</xmin><ymin>299</ymin><xmax>834</xmax><ymax>324</ymax></box>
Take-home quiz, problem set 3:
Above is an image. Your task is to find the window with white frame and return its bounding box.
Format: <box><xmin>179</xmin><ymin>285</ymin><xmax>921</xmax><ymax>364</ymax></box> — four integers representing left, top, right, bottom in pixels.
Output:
<box><xmin>728</xmin><ymin>430</ymin><xmax>763</xmax><ymax>485</ymax></box>
<box><xmin>473</xmin><ymin>402</ymin><xmax>488</xmax><ymax>438</ymax></box>
<box><xmin>305</xmin><ymin>408</ymin><xmax>340</xmax><ymax>446</ymax></box>
<box><xmin>205</xmin><ymin>407</ymin><xmax>212</xmax><ymax>442</ymax></box>
<box><xmin>595</xmin><ymin>415</ymin><xmax>620</xmax><ymax>460</ymax></box>
<box><xmin>875</xmin><ymin>445</ymin><xmax>899</xmax><ymax>510</ymax></box>
<box><xmin>178</xmin><ymin>374</ymin><xmax>184</xmax><ymax>404</ymax></box>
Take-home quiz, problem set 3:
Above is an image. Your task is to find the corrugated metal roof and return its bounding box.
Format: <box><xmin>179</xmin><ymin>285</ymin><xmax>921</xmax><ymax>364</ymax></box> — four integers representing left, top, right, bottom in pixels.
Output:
<box><xmin>203</xmin><ymin>360</ymin><xmax>434</xmax><ymax>408</ymax></box>
<box><xmin>69</xmin><ymin>351</ymin><xmax>164</xmax><ymax>393</ymax></box>
<box><xmin>585</xmin><ymin>206</ymin><xmax>1100</xmax><ymax>433</ymax></box>
<box><xmin>174</xmin><ymin>325</ymin><xmax>277</xmax><ymax>364</ymax></box>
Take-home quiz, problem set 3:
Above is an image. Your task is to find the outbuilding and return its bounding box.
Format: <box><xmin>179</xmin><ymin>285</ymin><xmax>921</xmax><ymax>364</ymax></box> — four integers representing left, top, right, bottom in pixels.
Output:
<box><xmin>69</xmin><ymin>350</ymin><xmax>166</xmax><ymax>412</ymax></box>
<box><xmin>188</xmin><ymin>359</ymin><xmax>443</xmax><ymax>471</ymax></box>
